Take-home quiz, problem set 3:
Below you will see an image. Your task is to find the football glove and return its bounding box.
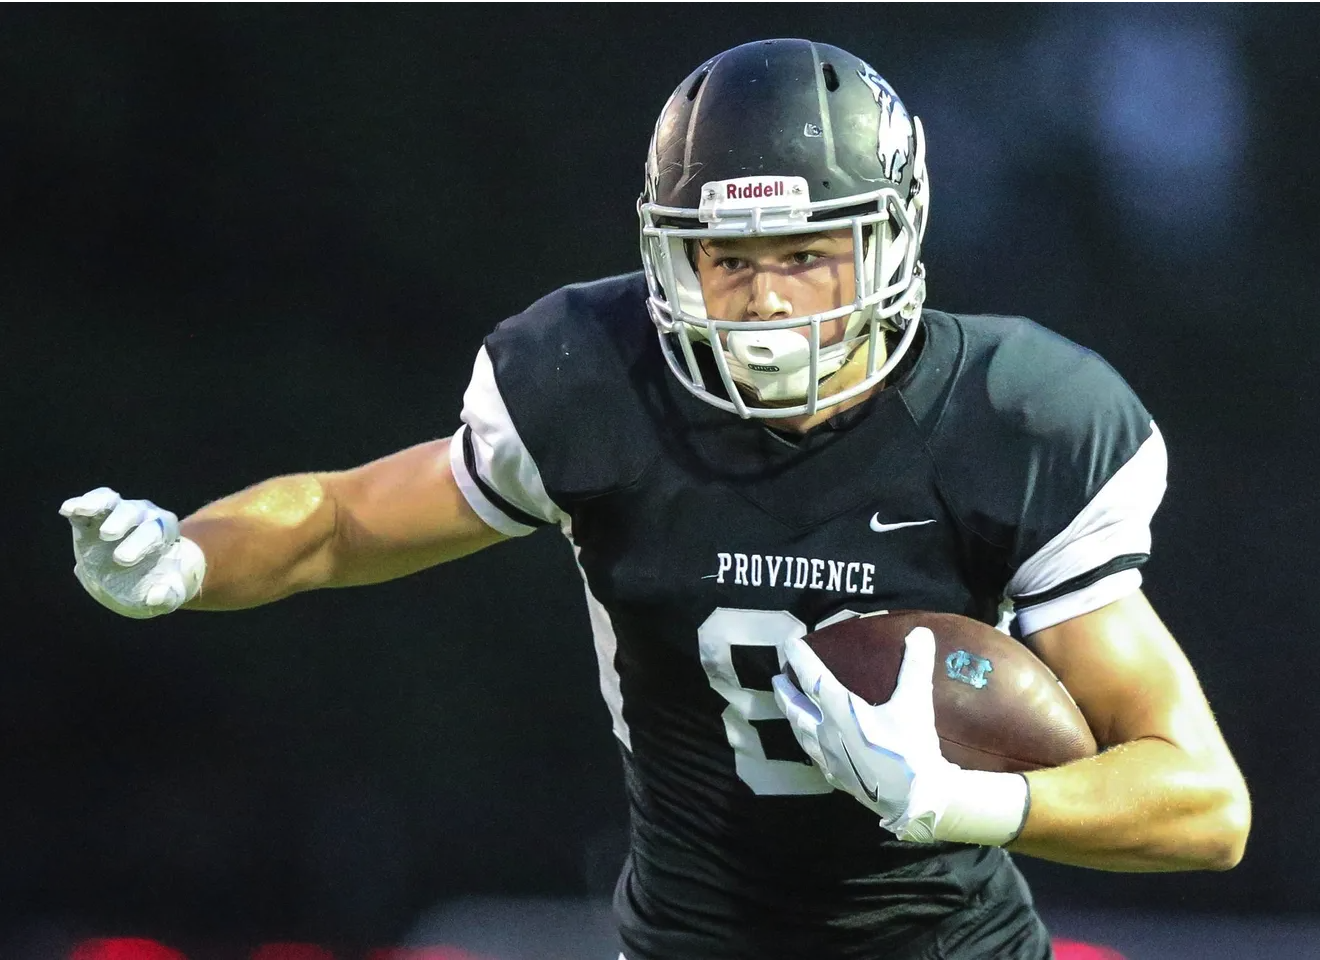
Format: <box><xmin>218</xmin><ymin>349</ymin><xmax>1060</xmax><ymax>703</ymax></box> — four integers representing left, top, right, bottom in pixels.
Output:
<box><xmin>773</xmin><ymin>627</ymin><xmax>1029</xmax><ymax>846</ymax></box>
<box><xmin>60</xmin><ymin>487</ymin><xmax>205</xmax><ymax>619</ymax></box>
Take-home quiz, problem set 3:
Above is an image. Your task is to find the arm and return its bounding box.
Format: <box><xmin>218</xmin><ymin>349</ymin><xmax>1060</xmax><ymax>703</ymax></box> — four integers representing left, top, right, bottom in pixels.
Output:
<box><xmin>181</xmin><ymin>437</ymin><xmax>508</xmax><ymax>610</ymax></box>
<box><xmin>776</xmin><ymin>589</ymin><xmax>1251</xmax><ymax>869</ymax></box>
<box><xmin>66</xmin><ymin>330</ymin><xmax>572</xmax><ymax>619</ymax></box>
<box><xmin>1008</xmin><ymin>589</ymin><xmax>1251</xmax><ymax>871</ymax></box>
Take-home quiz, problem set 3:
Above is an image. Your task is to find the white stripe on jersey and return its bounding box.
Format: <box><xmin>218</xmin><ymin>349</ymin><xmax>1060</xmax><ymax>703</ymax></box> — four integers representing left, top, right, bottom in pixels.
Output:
<box><xmin>568</xmin><ymin>527</ymin><xmax>632</xmax><ymax>751</ymax></box>
<box><xmin>449</xmin><ymin>425</ymin><xmax>538</xmax><ymax>537</ymax></box>
<box><xmin>1008</xmin><ymin>422</ymin><xmax>1167</xmax><ymax>633</ymax></box>
<box><xmin>1014</xmin><ymin>568</ymin><xmax>1143</xmax><ymax>636</ymax></box>
<box><xmin>450</xmin><ymin>345</ymin><xmax>569</xmax><ymax>536</ymax></box>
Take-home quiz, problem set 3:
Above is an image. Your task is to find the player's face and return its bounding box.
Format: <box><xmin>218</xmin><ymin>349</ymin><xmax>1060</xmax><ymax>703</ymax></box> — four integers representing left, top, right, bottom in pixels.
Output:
<box><xmin>693</xmin><ymin>229</ymin><xmax>856</xmax><ymax>344</ymax></box>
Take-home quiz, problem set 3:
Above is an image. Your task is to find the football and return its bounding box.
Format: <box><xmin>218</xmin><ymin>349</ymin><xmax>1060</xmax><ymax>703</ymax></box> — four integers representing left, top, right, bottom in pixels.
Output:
<box><xmin>800</xmin><ymin>610</ymin><xmax>1097</xmax><ymax>772</ymax></box>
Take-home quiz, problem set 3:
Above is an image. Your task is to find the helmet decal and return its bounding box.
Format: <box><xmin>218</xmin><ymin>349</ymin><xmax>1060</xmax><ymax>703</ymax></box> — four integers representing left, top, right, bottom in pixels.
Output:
<box><xmin>857</xmin><ymin>64</ymin><xmax>914</xmax><ymax>183</ymax></box>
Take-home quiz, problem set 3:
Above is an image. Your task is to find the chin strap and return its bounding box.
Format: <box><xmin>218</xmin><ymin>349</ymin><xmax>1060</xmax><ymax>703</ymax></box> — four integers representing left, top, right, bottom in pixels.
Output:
<box><xmin>894</xmin><ymin>266</ymin><xmax>927</xmax><ymax>329</ymax></box>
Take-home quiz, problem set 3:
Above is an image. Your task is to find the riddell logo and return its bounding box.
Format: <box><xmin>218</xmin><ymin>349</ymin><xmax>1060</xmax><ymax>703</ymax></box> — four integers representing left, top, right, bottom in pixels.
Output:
<box><xmin>726</xmin><ymin>181</ymin><xmax>786</xmax><ymax>200</ymax></box>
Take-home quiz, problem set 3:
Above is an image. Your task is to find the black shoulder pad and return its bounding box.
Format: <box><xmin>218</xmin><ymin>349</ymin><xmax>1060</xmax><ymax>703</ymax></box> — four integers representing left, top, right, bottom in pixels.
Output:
<box><xmin>483</xmin><ymin>272</ymin><xmax>657</xmax><ymax>503</ymax></box>
<box><xmin>929</xmin><ymin>314</ymin><xmax>1154</xmax><ymax>567</ymax></box>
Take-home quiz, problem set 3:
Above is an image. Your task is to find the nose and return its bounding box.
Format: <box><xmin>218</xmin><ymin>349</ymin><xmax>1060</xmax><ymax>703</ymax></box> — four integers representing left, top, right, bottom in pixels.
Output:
<box><xmin>745</xmin><ymin>270</ymin><xmax>792</xmax><ymax>320</ymax></box>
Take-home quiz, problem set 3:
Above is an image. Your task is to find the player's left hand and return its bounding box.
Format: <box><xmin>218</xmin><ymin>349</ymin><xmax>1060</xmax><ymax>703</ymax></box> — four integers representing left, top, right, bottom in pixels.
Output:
<box><xmin>772</xmin><ymin>627</ymin><xmax>956</xmax><ymax>842</ymax></box>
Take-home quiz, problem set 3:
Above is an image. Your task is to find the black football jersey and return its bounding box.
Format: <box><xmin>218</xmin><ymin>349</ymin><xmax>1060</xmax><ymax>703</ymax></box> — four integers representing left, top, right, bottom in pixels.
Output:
<box><xmin>448</xmin><ymin>273</ymin><xmax>1166</xmax><ymax>959</ymax></box>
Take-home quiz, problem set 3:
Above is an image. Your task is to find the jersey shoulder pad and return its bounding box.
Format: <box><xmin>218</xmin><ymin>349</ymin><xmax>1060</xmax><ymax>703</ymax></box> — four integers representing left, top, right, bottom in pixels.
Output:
<box><xmin>929</xmin><ymin>312</ymin><xmax>1156</xmax><ymax>562</ymax></box>
<box><xmin>972</xmin><ymin>314</ymin><xmax>1148</xmax><ymax>443</ymax></box>
<box><xmin>481</xmin><ymin>272</ymin><xmax>655</xmax><ymax>499</ymax></box>
<box><xmin>486</xmin><ymin>271</ymin><xmax>652</xmax><ymax>372</ymax></box>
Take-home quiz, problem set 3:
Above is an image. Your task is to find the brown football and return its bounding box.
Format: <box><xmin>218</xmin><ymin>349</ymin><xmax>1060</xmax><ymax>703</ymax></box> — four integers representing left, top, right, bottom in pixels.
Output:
<box><xmin>800</xmin><ymin>610</ymin><xmax>1097</xmax><ymax>772</ymax></box>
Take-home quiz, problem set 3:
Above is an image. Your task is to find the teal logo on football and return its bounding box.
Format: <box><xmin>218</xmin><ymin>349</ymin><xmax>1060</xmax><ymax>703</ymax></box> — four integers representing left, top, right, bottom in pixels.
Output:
<box><xmin>945</xmin><ymin>650</ymin><xmax>993</xmax><ymax>690</ymax></box>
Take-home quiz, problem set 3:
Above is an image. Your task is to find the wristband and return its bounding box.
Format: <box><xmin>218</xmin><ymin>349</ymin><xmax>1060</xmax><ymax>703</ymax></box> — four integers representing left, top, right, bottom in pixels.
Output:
<box><xmin>892</xmin><ymin>769</ymin><xmax>1030</xmax><ymax>846</ymax></box>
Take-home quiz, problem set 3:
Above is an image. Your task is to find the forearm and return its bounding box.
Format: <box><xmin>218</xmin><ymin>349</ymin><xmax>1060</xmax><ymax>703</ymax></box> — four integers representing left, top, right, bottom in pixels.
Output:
<box><xmin>1007</xmin><ymin>737</ymin><xmax>1250</xmax><ymax>872</ymax></box>
<box><xmin>179</xmin><ymin>473</ymin><xmax>338</xmax><ymax>610</ymax></box>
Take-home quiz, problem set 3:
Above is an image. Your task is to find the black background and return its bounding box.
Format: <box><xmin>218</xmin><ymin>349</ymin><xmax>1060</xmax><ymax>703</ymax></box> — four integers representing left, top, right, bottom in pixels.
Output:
<box><xmin>5</xmin><ymin>4</ymin><xmax>1318</xmax><ymax>948</ymax></box>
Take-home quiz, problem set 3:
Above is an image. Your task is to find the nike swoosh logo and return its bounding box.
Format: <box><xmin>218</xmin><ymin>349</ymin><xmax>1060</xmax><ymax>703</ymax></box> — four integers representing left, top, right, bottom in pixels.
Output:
<box><xmin>839</xmin><ymin>739</ymin><xmax>882</xmax><ymax>805</ymax></box>
<box><xmin>869</xmin><ymin>515</ymin><xmax>937</xmax><ymax>533</ymax></box>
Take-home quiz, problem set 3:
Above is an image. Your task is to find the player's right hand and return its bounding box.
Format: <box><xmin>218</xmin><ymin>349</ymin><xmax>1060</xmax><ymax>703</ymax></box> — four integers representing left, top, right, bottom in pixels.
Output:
<box><xmin>60</xmin><ymin>487</ymin><xmax>206</xmax><ymax>619</ymax></box>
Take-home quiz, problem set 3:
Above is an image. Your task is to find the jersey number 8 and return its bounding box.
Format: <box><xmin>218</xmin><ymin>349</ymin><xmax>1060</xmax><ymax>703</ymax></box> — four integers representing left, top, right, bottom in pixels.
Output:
<box><xmin>697</xmin><ymin>607</ymin><xmax>854</xmax><ymax>796</ymax></box>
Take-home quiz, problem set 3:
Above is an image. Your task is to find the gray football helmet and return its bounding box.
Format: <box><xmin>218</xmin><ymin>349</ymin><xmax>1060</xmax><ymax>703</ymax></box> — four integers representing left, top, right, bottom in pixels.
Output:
<box><xmin>639</xmin><ymin>38</ymin><xmax>930</xmax><ymax>419</ymax></box>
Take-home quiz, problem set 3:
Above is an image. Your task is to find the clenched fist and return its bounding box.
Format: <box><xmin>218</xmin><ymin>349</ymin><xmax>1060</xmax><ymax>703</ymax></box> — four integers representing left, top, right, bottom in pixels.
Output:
<box><xmin>60</xmin><ymin>487</ymin><xmax>206</xmax><ymax>619</ymax></box>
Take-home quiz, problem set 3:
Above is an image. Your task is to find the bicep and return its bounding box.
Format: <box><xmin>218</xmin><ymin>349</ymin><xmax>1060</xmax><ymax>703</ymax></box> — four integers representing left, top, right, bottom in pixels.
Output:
<box><xmin>1026</xmin><ymin>590</ymin><xmax>1233</xmax><ymax>764</ymax></box>
<box><xmin>321</xmin><ymin>437</ymin><xmax>509</xmax><ymax>587</ymax></box>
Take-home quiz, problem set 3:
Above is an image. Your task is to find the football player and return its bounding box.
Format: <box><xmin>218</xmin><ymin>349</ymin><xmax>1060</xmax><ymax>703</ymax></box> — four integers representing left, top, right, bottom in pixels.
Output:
<box><xmin>61</xmin><ymin>39</ymin><xmax>1249</xmax><ymax>960</ymax></box>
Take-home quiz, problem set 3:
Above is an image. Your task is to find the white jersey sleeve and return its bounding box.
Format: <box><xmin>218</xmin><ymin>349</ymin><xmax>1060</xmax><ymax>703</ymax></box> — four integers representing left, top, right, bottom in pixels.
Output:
<box><xmin>1008</xmin><ymin>423</ymin><xmax>1167</xmax><ymax>635</ymax></box>
<box><xmin>449</xmin><ymin>345</ymin><xmax>569</xmax><ymax>537</ymax></box>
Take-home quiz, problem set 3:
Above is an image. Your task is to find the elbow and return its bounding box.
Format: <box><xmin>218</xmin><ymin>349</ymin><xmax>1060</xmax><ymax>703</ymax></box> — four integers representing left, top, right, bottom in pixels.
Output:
<box><xmin>1149</xmin><ymin>768</ymin><xmax>1252</xmax><ymax>872</ymax></box>
<box><xmin>1208</xmin><ymin>783</ymin><xmax>1252</xmax><ymax>870</ymax></box>
<box><xmin>1199</xmin><ymin>777</ymin><xmax>1252</xmax><ymax>871</ymax></box>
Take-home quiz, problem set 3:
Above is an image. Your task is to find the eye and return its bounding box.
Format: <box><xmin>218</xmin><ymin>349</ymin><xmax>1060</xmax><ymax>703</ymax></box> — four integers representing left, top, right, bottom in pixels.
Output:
<box><xmin>715</xmin><ymin>256</ymin><xmax>747</xmax><ymax>272</ymax></box>
<box><xmin>791</xmin><ymin>250</ymin><xmax>823</xmax><ymax>266</ymax></box>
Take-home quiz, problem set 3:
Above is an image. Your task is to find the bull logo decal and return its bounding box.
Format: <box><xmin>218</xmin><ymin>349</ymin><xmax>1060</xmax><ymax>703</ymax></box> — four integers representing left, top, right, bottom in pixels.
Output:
<box><xmin>945</xmin><ymin>650</ymin><xmax>994</xmax><ymax>690</ymax></box>
<box><xmin>857</xmin><ymin>65</ymin><xmax>913</xmax><ymax>183</ymax></box>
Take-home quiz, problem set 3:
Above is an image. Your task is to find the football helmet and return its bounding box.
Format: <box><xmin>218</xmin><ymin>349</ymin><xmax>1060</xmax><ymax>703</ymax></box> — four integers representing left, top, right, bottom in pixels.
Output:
<box><xmin>638</xmin><ymin>39</ymin><xmax>930</xmax><ymax>419</ymax></box>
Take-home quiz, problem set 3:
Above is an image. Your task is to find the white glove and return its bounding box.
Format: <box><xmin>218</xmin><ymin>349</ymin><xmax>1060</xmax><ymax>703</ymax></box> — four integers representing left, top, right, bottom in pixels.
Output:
<box><xmin>60</xmin><ymin>487</ymin><xmax>206</xmax><ymax>619</ymax></box>
<box><xmin>773</xmin><ymin>627</ymin><xmax>1029</xmax><ymax>846</ymax></box>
